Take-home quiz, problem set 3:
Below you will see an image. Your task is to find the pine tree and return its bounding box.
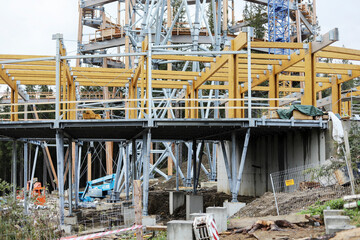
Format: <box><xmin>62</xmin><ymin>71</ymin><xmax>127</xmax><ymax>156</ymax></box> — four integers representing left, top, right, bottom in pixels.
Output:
<box><xmin>243</xmin><ymin>3</ymin><xmax>267</xmax><ymax>39</ymax></box>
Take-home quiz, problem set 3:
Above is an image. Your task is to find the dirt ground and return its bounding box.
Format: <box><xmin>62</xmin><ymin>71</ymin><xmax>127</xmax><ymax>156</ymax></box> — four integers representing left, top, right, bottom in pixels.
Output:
<box><xmin>221</xmin><ymin>225</ymin><xmax>326</xmax><ymax>240</ymax></box>
<box><xmin>148</xmin><ymin>189</ymin><xmax>255</xmax><ymax>223</ymax></box>
<box><xmin>235</xmin><ymin>186</ymin><xmax>351</xmax><ymax>218</ymax></box>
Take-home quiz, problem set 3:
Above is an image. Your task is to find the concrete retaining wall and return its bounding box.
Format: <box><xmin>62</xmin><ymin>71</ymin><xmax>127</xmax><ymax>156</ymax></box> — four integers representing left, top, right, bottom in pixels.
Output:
<box><xmin>217</xmin><ymin>128</ymin><xmax>328</xmax><ymax>196</ymax></box>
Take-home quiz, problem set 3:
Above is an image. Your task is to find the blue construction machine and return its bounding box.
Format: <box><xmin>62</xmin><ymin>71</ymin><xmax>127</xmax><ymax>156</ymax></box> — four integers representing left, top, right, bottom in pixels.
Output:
<box><xmin>79</xmin><ymin>174</ymin><xmax>116</xmax><ymax>202</ymax></box>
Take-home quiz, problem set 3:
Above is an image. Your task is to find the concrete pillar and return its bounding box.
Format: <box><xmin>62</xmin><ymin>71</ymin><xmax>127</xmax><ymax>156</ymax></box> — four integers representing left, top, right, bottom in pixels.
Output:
<box><xmin>169</xmin><ymin>191</ymin><xmax>185</xmax><ymax>215</ymax></box>
<box><xmin>167</xmin><ymin>220</ymin><xmax>194</xmax><ymax>240</ymax></box>
<box><xmin>186</xmin><ymin>194</ymin><xmax>203</xmax><ymax>220</ymax></box>
<box><xmin>223</xmin><ymin>200</ymin><xmax>246</xmax><ymax>218</ymax></box>
<box><xmin>206</xmin><ymin>207</ymin><xmax>227</xmax><ymax>232</ymax></box>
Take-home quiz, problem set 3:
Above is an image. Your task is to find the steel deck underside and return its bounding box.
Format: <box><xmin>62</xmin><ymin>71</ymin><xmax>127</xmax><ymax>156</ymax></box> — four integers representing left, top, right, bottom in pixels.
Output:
<box><xmin>0</xmin><ymin>119</ymin><xmax>327</xmax><ymax>141</ymax></box>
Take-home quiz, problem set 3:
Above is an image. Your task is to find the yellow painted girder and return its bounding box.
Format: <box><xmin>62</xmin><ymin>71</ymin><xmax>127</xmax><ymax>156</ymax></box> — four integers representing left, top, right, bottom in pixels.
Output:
<box><xmin>72</xmin><ymin>67</ymin><xmax>133</xmax><ymax>73</ymax></box>
<box><xmin>194</xmin><ymin>52</ymin><xmax>229</xmax><ymax>89</ymax></box>
<box><xmin>0</xmin><ymin>60</ymin><xmax>56</xmax><ymax>66</ymax></box>
<box><xmin>240</xmin><ymin>49</ymin><xmax>306</xmax><ymax>93</ymax></box>
<box><xmin>237</xmin><ymin>59</ymin><xmax>281</xmax><ymax>65</ymax></box>
<box><xmin>316</xmin><ymin>62</ymin><xmax>360</xmax><ymax>71</ymax></box>
<box><xmin>316</xmin><ymin>52</ymin><xmax>360</xmax><ymax>61</ymax></box>
<box><xmin>152</xmin><ymin>55</ymin><xmax>214</xmax><ymax>62</ymax></box>
<box><xmin>322</xmin><ymin>46</ymin><xmax>360</xmax><ymax>57</ymax></box>
<box><xmin>0</xmin><ymin>54</ymin><xmax>53</xmax><ymax>59</ymax></box>
<box><xmin>251</xmin><ymin>42</ymin><xmax>305</xmax><ymax>49</ymax></box>
<box><xmin>0</xmin><ymin>66</ymin><xmax>16</xmax><ymax>90</ymax></box>
<box><xmin>2</xmin><ymin>65</ymin><xmax>55</xmax><ymax>71</ymax></box>
<box><xmin>237</xmin><ymin>53</ymin><xmax>290</xmax><ymax>60</ymax></box>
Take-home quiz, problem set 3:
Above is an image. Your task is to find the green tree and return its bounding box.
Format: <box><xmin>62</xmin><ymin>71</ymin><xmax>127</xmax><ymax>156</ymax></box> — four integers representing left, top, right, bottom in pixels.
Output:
<box><xmin>243</xmin><ymin>3</ymin><xmax>267</xmax><ymax>39</ymax></box>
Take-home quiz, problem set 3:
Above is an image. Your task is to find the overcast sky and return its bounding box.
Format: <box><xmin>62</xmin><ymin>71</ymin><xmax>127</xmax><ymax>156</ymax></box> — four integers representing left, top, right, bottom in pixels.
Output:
<box><xmin>0</xmin><ymin>0</ymin><xmax>359</xmax><ymax>57</ymax></box>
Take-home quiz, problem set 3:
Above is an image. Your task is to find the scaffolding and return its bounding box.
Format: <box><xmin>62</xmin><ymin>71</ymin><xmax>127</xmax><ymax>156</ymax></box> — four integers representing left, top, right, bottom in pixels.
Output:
<box><xmin>0</xmin><ymin>0</ymin><xmax>359</xmax><ymax>228</ymax></box>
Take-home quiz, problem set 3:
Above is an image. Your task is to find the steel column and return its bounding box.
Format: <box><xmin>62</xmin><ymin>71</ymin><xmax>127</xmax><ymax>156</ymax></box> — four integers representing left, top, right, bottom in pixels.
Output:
<box><xmin>143</xmin><ymin>129</ymin><xmax>151</xmax><ymax>215</ymax></box>
<box><xmin>12</xmin><ymin>141</ymin><xmax>17</xmax><ymax>198</ymax></box>
<box><xmin>232</xmin><ymin>128</ymin><xmax>251</xmax><ymax>202</ymax></box>
<box><xmin>68</xmin><ymin>140</ymin><xmax>73</xmax><ymax>216</ymax></box>
<box><xmin>24</xmin><ymin>142</ymin><xmax>29</xmax><ymax>214</ymax></box>
<box><xmin>56</xmin><ymin>130</ymin><xmax>65</xmax><ymax>225</ymax></box>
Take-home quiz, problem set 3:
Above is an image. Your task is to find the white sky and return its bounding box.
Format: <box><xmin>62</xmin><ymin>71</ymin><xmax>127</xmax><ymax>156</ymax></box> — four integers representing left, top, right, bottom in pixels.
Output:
<box><xmin>0</xmin><ymin>0</ymin><xmax>359</xmax><ymax>56</ymax></box>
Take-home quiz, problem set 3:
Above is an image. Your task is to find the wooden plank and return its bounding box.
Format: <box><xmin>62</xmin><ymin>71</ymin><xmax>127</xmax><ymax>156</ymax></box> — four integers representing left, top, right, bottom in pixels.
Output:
<box><xmin>134</xmin><ymin>180</ymin><xmax>143</xmax><ymax>240</ymax></box>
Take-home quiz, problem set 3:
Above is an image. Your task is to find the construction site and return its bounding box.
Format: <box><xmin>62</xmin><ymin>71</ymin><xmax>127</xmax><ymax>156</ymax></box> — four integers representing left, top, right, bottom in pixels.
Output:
<box><xmin>0</xmin><ymin>0</ymin><xmax>360</xmax><ymax>239</ymax></box>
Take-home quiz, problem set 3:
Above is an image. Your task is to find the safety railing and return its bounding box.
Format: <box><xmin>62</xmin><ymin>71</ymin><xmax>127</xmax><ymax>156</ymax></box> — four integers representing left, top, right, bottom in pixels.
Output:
<box><xmin>0</xmin><ymin>97</ymin><xmax>299</xmax><ymax>121</ymax></box>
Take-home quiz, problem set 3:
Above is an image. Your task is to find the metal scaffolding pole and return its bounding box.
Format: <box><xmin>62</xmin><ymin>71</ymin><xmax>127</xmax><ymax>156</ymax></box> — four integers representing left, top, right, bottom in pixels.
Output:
<box><xmin>56</xmin><ymin>130</ymin><xmax>65</xmax><ymax>225</ymax></box>
<box><xmin>74</xmin><ymin>141</ymin><xmax>80</xmax><ymax>209</ymax></box>
<box><xmin>143</xmin><ymin>129</ymin><xmax>151</xmax><ymax>216</ymax></box>
<box><xmin>192</xmin><ymin>139</ymin><xmax>197</xmax><ymax>194</ymax></box>
<box><xmin>24</xmin><ymin>142</ymin><xmax>29</xmax><ymax>214</ymax></box>
<box><xmin>29</xmin><ymin>146</ymin><xmax>39</xmax><ymax>193</ymax></box>
<box><xmin>232</xmin><ymin>128</ymin><xmax>251</xmax><ymax>202</ymax></box>
<box><xmin>68</xmin><ymin>140</ymin><xmax>73</xmax><ymax>216</ymax></box>
<box><xmin>125</xmin><ymin>144</ymin><xmax>130</xmax><ymax>200</ymax></box>
<box><xmin>12</xmin><ymin>141</ymin><xmax>17</xmax><ymax>198</ymax></box>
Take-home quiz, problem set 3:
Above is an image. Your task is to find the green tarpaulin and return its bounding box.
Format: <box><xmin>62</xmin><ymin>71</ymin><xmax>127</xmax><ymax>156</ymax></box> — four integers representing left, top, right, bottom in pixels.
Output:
<box><xmin>277</xmin><ymin>105</ymin><xmax>324</xmax><ymax>119</ymax></box>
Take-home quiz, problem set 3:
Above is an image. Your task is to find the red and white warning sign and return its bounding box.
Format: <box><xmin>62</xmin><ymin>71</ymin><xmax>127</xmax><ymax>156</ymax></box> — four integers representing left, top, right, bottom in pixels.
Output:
<box><xmin>193</xmin><ymin>215</ymin><xmax>220</xmax><ymax>240</ymax></box>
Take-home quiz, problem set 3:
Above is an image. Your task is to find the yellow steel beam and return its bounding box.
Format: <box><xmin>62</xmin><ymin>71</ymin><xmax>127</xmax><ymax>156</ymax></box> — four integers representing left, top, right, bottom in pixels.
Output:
<box><xmin>301</xmin><ymin>46</ymin><xmax>316</xmax><ymax>106</ymax></box>
<box><xmin>251</xmin><ymin>42</ymin><xmax>305</xmax><ymax>49</ymax></box>
<box><xmin>152</xmin><ymin>55</ymin><xmax>214</xmax><ymax>62</ymax></box>
<box><xmin>0</xmin><ymin>54</ymin><xmax>53</xmax><ymax>59</ymax></box>
<box><xmin>2</xmin><ymin>65</ymin><xmax>55</xmax><ymax>71</ymax></box>
<box><xmin>0</xmin><ymin>66</ymin><xmax>16</xmax><ymax>90</ymax></box>
<box><xmin>240</xmin><ymin>50</ymin><xmax>306</xmax><ymax>93</ymax></box>
<box><xmin>316</xmin><ymin>52</ymin><xmax>360</xmax><ymax>61</ymax></box>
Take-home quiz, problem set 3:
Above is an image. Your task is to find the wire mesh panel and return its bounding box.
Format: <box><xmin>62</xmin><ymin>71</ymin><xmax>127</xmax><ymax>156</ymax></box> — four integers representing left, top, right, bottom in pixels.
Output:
<box><xmin>270</xmin><ymin>163</ymin><xmax>339</xmax><ymax>215</ymax></box>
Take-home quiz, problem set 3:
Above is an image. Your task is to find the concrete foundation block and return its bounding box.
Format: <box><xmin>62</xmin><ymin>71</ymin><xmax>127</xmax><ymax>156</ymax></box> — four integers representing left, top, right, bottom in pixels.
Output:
<box><xmin>186</xmin><ymin>195</ymin><xmax>204</xmax><ymax>220</ymax></box>
<box><xmin>326</xmin><ymin>225</ymin><xmax>356</xmax><ymax>235</ymax></box>
<box><xmin>200</xmin><ymin>181</ymin><xmax>217</xmax><ymax>189</ymax></box>
<box><xmin>206</xmin><ymin>207</ymin><xmax>227</xmax><ymax>232</ymax></box>
<box><xmin>223</xmin><ymin>201</ymin><xmax>246</xmax><ymax>217</ymax></box>
<box><xmin>323</xmin><ymin>209</ymin><xmax>344</xmax><ymax>217</ymax></box>
<box><xmin>64</xmin><ymin>216</ymin><xmax>78</xmax><ymax>225</ymax></box>
<box><xmin>324</xmin><ymin>215</ymin><xmax>350</xmax><ymax>227</ymax></box>
<box><xmin>60</xmin><ymin>225</ymin><xmax>72</xmax><ymax>234</ymax></box>
<box><xmin>123</xmin><ymin>207</ymin><xmax>135</xmax><ymax>226</ymax></box>
<box><xmin>167</xmin><ymin>220</ymin><xmax>194</xmax><ymax>240</ymax></box>
<box><xmin>169</xmin><ymin>191</ymin><xmax>185</xmax><ymax>215</ymax></box>
<box><xmin>189</xmin><ymin>212</ymin><xmax>214</xmax><ymax>221</ymax></box>
<box><xmin>142</xmin><ymin>215</ymin><xmax>156</xmax><ymax>226</ymax></box>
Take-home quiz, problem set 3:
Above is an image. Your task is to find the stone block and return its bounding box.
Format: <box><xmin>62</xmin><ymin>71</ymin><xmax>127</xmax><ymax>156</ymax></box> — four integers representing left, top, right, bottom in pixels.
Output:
<box><xmin>324</xmin><ymin>215</ymin><xmax>350</xmax><ymax>227</ymax></box>
<box><xmin>64</xmin><ymin>216</ymin><xmax>78</xmax><ymax>225</ymax></box>
<box><xmin>167</xmin><ymin>220</ymin><xmax>194</xmax><ymax>240</ymax></box>
<box><xmin>223</xmin><ymin>200</ymin><xmax>246</xmax><ymax>217</ymax></box>
<box><xmin>323</xmin><ymin>209</ymin><xmax>344</xmax><ymax>217</ymax></box>
<box><xmin>123</xmin><ymin>207</ymin><xmax>135</xmax><ymax>226</ymax></box>
<box><xmin>186</xmin><ymin>195</ymin><xmax>203</xmax><ymax>220</ymax></box>
<box><xmin>60</xmin><ymin>225</ymin><xmax>72</xmax><ymax>234</ymax></box>
<box><xmin>142</xmin><ymin>215</ymin><xmax>156</xmax><ymax>226</ymax></box>
<box><xmin>169</xmin><ymin>191</ymin><xmax>185</xmax><ymax>215</ymax></box>
<box><xmin>327</xmin><ymin>225</ymin><xmax>356</xmax><ymax>235</ymax></box>
<box><xmin>206</xmin><ymin>207</ymin><xmax>227</xmax><ymax>232</ymax></box>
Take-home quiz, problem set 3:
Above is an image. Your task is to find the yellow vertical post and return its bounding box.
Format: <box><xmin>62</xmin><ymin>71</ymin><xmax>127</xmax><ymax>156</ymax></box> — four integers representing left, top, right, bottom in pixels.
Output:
<box><xmin>331</xmin><ymin>77</ymin><xmax>341</xmax><ymax>115</ymax></box>
<box><xmin>269</xmin><ymin>67</ymin><xmax>279</xmax><ymax>108</ymax></box>
<box><xmin>301</xmin><ymin>45</ymin><xmax>316</xmax><ymax>106</ymax></box>
<box><xmin>185</xmin><ymin>88</ymin><xmax>189</xmax><ymax>119</ymax></box>
<box><xmin>14</xmin><ymin>87</ymin><xmax>18</xmax><ymax>121</ymax></box>
<box><xmin>228</xmin><ymin>54</ymin><xmax>236</xmax><ymax>118</ymax></box>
